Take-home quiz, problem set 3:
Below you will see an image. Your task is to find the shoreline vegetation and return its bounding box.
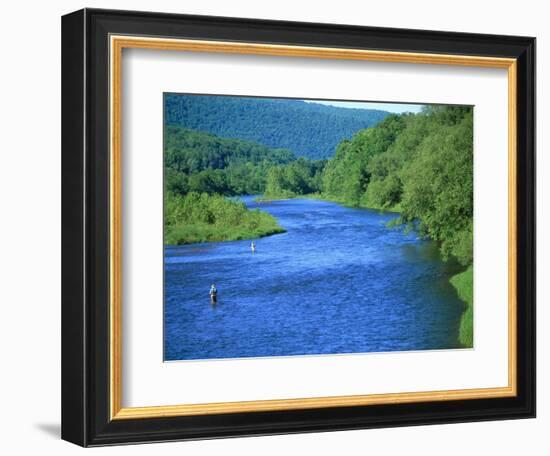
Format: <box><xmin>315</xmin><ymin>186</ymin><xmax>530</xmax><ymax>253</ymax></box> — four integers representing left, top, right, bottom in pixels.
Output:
<box><xmin>164</xmin><ymin>100</ymin><xmax>473</xmax><ymax>347</ymax></box>
<box><xmin>450</xmin><ymin>266</ymin><xmax>473</xmax><ymax>347</ymax></box>
<box><xmin>256</xmin><ymin>192</ymin><xmax>402</xmax><ymax>213</ymax></box>
<box><xmin>165</xmin><ymin>192</ymin><xmax>285</xmax><ymax>245</ymax></box>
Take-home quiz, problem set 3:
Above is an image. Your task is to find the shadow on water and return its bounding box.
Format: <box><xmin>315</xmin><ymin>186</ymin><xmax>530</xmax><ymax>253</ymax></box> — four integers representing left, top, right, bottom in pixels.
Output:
<box><xmin>401</xmin><ymin>242</ymin><xmax>463</xmax><ymax>275</ymax></box>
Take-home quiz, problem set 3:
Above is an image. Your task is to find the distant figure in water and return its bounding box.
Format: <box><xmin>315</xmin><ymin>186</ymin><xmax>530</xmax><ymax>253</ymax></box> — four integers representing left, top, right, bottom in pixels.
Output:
<box><xmin>251</xmin><ymin>241</ymin><xmax>256</xmax><ymax>253</ymax></box>
<box><xmin>209</xmin><ymin>284</ymin><xmax>217</xmax><ymax>304</ymax></box>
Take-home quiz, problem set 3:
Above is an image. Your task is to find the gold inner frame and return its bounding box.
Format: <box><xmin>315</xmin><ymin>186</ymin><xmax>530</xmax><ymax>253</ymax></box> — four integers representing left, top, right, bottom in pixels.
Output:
<box><xmin>109</xmin><ymin>35</ymin><xmax>518</xmax><ymax>420</ymax></box>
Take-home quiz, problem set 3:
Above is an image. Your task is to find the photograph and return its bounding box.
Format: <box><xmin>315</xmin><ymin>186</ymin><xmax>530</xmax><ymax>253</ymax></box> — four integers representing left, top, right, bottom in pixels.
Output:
<box><xmin>57</xmin><ymin>5</ymin><xmax>536</xmax><ymax>447</ymax></box>
<box><xmin>163</xmin><ymin>94</ymin><xmax>474</xmax><ymax>361</ymax></box>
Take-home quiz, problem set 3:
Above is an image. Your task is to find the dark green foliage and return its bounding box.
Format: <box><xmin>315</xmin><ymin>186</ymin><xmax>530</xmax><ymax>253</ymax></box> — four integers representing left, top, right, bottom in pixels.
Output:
<box><xmin>163</xmin><ymin>127</ymin><xmax>293</xmax><ymax>244</ymax></box>
<box><xmin>322</xmin><ymin>114</ymin><xmax>408</xmax><ymax>205</ymax></box>
<box><xmin>399</xmin><ymin>111</ymin><xmax>473</xmax><ymax>265</ymax></box>
<box><xmin>165</xmin><ymin>94</ymin><xmax>389</xmax><ymax>159</ymax></box>
<box><xmin>264</xmin><ymin>158</ymin><xmax>326</xmax><ymax>199</ymax></box>
<box><xmin>165</xmin><ymin>126</ymin><xmax>295</xmax><ymax>195</ymax></box>
<box><xmin>165</xmin><ymin>126</ymin><xmax>295</xmax><ymax>174</ymax></box>
<box><xmin>165</xmin><ymin>192</ymin><xmax>285</xmax><ymax>245</ymax></box>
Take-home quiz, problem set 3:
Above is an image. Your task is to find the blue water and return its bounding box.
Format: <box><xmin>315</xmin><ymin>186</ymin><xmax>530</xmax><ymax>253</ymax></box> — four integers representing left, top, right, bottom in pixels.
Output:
<box><xmin>164</xmin><ymin>197</ymin><xmax>465</xmax><ymax>361</ymax></box>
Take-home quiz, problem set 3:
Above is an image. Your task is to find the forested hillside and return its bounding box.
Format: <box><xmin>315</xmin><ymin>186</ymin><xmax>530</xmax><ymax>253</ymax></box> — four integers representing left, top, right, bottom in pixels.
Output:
<box><xmin>165</xmin><ymin>126</ymin><xmax>296</xmax><ymax>196</ymax></box>
<box><xmin>165</xmin><ymin>94</ymin><xmax>389</xmax><ymax>159</ymax></box>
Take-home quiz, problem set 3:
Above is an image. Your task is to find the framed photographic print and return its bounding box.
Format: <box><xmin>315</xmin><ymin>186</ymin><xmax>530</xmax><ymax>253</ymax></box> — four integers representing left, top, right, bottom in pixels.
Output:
<box><xmin>61</xmin><ymin>8</ymin><xmax>536</xmax><ymax>447</ymax></box>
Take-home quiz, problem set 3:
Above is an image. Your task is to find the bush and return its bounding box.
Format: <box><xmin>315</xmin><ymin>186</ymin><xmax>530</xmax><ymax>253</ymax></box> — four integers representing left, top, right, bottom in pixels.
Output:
<box><xmin>165</xmin><ymin>192</ymin><xmax>285</xmax><ymax>245</ymax></box>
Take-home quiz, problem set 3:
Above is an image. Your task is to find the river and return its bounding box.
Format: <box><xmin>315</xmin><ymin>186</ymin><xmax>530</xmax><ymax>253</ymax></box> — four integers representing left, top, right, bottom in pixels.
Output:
<box><xmin>164</xmin><ymin>196</ymin><xmax>465</xmax><ymax>361</ymax></box>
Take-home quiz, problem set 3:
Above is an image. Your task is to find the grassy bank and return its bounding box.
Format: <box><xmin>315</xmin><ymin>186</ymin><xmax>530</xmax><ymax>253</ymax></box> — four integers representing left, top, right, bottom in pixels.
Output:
<box><xmin>165</xmin><ymin>192</ymin><xmax>285</xmax><ymax>245</ymax></box>
<box><xmin>450</xmin><ymin>266</ymin><xmax>473</xmax><ymax>348</ymax></box>
<box><xmin>254</xmin><ymin>194</ymin><xmax>295</xmax><ymax>202</ymax></box>
<box><xmin>256</xmin><ymin>192</ymin><xmax>329</xmax><ymax>203</ymax></box>
<box><xmin>310</xmin><ymin>193</ymin><xmax>402</xmax><ymax>213</ymax></box>
<box><xmin>259</xmin><ymin>192</ymin><xmax>402</xmax><ymax>213</ymax></box>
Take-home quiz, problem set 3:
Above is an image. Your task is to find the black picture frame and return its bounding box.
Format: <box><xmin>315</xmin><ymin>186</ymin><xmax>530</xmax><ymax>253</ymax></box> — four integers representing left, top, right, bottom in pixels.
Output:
<box><xmin>62</xmin><ymin>8</ymin><xmax>536</xmax><ymax>447</ymax></box>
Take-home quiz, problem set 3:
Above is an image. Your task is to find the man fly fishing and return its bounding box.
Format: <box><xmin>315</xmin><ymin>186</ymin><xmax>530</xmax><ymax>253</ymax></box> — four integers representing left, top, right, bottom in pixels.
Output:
<box><xmin>209</xmin><ymin>284</ymin><xmax>218</xmax><ymax>304</ymax></box>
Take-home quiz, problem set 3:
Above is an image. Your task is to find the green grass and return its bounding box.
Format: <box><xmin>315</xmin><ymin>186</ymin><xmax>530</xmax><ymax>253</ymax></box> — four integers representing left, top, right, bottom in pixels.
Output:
<box><xmin>258</xmin><ymin>192</ymin><xmax>402</xmax><ymax>214</ymax></box>
<box><xmin>165</xmin><ymin>222</ymin><xmax>285</xmax><ymax>245</ymax></box>
<box><xmin>450</xmin><ymin>266</ymin><xmax>473</xmax><ymax>348</ymax></box>
<box><xmin>257</xmin><ymin>192</ymin><xmax>321</xmax><ymax>202</ymax></box>
<box><xmin>254</xmin><ymin>194</ymin><xmax>295</xmax><ymax>202</ymax></box>
<box><xmin>305</xmin><ymin>193</ymin><xmax>402</xmax><ymax>213</ymax></box>
<box><xmin>165</xmin><ymin>192</ymin><xmax>285</xmax><ymax>245</ymax></box>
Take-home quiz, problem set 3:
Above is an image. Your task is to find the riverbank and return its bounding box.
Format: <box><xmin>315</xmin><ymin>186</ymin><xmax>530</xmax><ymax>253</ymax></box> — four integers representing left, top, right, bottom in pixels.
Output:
<box><xmin>306</xmin><ymin>193</ymin><xmax>402</xmax><ymax>214</ymax></box>
<box><xmin>166</xmin><ymin>222</ymin><xmax>285</xmax><ymax>245</ymax></box>
<box><xmin>308</xmin><ymin>193</ymin><xmax>473</xmax><ymax>347</ymax></box>
<box><xmin>258</xmin><ymin>192</ymin><xmax>402</xmax><ymax>213</ymax></box>
<box><xmin>165</xmin><ymin>192</ymin><xmax>285</xmax><ymax>245</ymax></box>
<box><xmin>450</xmin><ymin>266</ymin><xmax>473</xmax><ymax>347</ymax></box>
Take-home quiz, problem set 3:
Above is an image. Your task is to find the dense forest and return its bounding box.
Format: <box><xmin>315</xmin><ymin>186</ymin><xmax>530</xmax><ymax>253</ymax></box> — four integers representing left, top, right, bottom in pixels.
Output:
<box><xmin>165</xmin><ymin>126</ymin><xmax>295</xmax><ymax>196</ymax></box>
<box><xmin>263</xmin><ymin>158</ymin><xmax>326</xmax><ymax>199</ymax></box>
<box><xmin>165</xmin><ymin>105</ymin><xmax>473</xmax><ymax>346</ymax></box>
<box><xmin>165</xmin><ymin>94</ymin><xmax>389</xmax><ymax>159</ymax></box>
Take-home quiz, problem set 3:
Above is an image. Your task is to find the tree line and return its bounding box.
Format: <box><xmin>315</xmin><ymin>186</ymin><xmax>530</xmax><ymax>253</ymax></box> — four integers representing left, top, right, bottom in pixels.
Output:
<box><xmin>165</xmin><ymin>126</ymin><xmax>295</xmax><ymax>196</ymax></box>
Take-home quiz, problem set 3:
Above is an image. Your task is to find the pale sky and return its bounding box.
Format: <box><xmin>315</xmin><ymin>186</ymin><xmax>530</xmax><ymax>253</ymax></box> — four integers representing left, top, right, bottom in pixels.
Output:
<box><xmin>304</xmin><ymin>100</ymin><xmax>424</xmax><ymax>114</ymax></box>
